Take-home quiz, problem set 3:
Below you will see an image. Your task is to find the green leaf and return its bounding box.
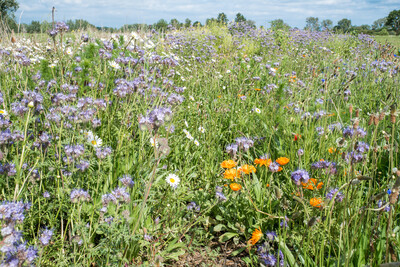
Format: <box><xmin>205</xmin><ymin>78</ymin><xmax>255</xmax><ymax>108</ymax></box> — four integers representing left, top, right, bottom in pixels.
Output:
<box><xmin>166</xmin><ymin>249</ymin><xmax>185</xmax><ymax>261</ymax></box>
<box><xmin>215</xmin><ymin>215</ymin><xmax>224</xmax><ymax>221</ymax></box>
<box><xmin>214</xmin><ymin>224</ymin><xmax>226</xmax><ymax>232</ymax></box>
<box><xmin>219</xmin><ymin>232</ymin><xmax>238</xmax><ymax>243</ymax></box>
<box><xmin>231</xmin><ymin>247</ymin><xmax>246</xmax><ymax>256</ymax></box>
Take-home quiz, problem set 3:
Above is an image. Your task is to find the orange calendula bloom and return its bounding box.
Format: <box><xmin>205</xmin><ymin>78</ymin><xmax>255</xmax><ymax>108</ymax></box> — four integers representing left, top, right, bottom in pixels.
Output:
<box><xmin>221</xmin><ymin>160</ymin><xmax>237</xmax><ymax>169</ymax></box>
<box><xmin>240</xmin><ymin>165</ymin><xmax>256</xmax><ymax>174</ymax></box>
<box><xmin>302</xmin><ymin>178</ymin><xmax>323</xmax><ymax>190</ymax></box>
<box><xmin>316</xmin><ymin>182</ymin><xmax>323</xmax><ymax>189</ymax></box>
<box><xmin>254</xmin><ymin>158</ymin><xmax>272</xmax><ymax>167</ymax></box>
<box><xmin>223</xmin><ymin>168</ymin><xmax>241</xmax><ymax>180</ymax></box>
<box><xmin>254</xmin><ymin>88</ymin><xmax>261</xmax><ymax>91</ymax></box>
<box><xmin>230</xmin><ymin>183</ymin><xmax>242</xmax><ymax>191</ymax></box>
<box><xmin>276</xmin><ymin>157</ymin><xmax>290</xmax><ymax>166</ymax></box>
<box><xmin>310</xmin><ymin>197</ymin><xmax>323</xmax><ymax>208</ymax></box>
<box><xmin>328</xmin><ymin>147</ymin><xmax>337</xmax><ymax>154</ymax></box>
<box><xmin>249</xmin><ymin>227</ymin><xmax>263</xmax><ymax>246</ymax></box>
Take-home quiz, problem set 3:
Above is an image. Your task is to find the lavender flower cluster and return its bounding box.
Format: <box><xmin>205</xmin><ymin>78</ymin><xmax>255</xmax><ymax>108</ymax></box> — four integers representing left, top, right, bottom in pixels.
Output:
<box><xmin>225</xmin><ymin>136</ymin><xmax>254</xmax><ymax>157</ymax></box>
<box><xmin>0</xmin><ymin>201</ymin><xmax>37</xmax><ymax>266</ymax></box>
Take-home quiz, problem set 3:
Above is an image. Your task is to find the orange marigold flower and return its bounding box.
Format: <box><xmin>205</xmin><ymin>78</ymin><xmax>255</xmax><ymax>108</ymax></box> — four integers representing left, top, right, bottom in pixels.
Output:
<box><xmin>310</xmin><ymin>197</ymin><xmax>322</xmax><ymax>208</ymax></box>
<box><xmin>277</xmin><ymin>166</ymin><xmax>283</xmax><ymax>172</ymax></box>
<box><xmin>221</xmin><ymin>160</ymin><xmax>237</xmax><ymax>169</ymax></box>
<box><xmin>240</xmin><ymin>164</ymin><xmax>256</xmax><ymax>174</ymax></box>
<box><xmin>276</xmin><ymin>157</ymin><xmax>290</xmax><ymax>166</ymax></box>
<box><xmin>254</xmin><ymin>158</ymin><xmax>271</xmax><ymax>167</ymax></box>
<box><xmin>316</xmin><ymin>182</ymin><xmax>323</xmax><ymax>189</ymax></box>
<box><xmin>254</xmin><ymin>88</ymin><xmax>261</xmax><ymax>91</ymax></box>
<box><xmin>328</xmin><ymin>147</ymin><xmax>336</xmax><ymax>154</ymax></box>
<box><xmin>223</xmin><ymin>168</ymin><xmax>241</xmax><ymax>180</ymax></box>
<box><xmin>304</xmin><ymin>184</ymin><xmax>314</xmax><ymax>190</ymax></box>
<box><xmin>249</xmin><ymin>227</ymin><xmax>263</xmax><ymax>246</ymax></box>
<box><xmin>302</xmin><ymin>178</ymin><xmax>323</xmax><ymax>190</ymax></box>
<box><xmin>230</xmin><ymin>183</ymin><xmax>242</xmax><ymax>191</ymax></box>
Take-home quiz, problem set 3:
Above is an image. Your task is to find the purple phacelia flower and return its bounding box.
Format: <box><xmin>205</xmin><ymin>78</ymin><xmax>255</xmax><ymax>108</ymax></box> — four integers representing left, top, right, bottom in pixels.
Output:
<box><xmin>291</xmin><ymin>169</ymin><xmax>310</xmax><ymax>185</ymax></box>
<box><xmin>326</xmin><ymin>188</ymin><xmax>345</xmax><ymax>202</ymax></box>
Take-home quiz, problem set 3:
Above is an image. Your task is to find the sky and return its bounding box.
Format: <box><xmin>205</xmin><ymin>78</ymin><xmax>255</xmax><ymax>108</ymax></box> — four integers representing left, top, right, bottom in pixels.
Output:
<box><xmin>16</xmin><ymin>0</ymin><xmax>398</xmax><ymax>28</ymax></box>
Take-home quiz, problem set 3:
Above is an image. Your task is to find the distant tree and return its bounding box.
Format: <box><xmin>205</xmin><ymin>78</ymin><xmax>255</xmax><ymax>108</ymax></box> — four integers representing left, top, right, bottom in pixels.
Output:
<box><xmin>26</xmin><ymin>21</ymin><xmax>41</xmax><ymax>33</ymax></box>
<box><xmin>234</xmin><ymin>13</ymin><xmax>246</xmax><ymax>23</ymax></box>
<box><xmin>246</xmin><ymin>20</ymin><xmax>256</xmax><ymax>28</ymax></box>
<box><xmin>193</xmin><ymin>21</ymin><xmax>202</xmax><ymax>27</ymax></box>
<box><xmin>372</xmin><ymin>17</ymin><xmax>387</xmax><ymax>30</ymax></box>
<box><xmin>170</xmin><ymin>18</ymin><xmax>181</xmax><ymax>28</ymax></box>
<box><xmin>184</xmin><ymin>18</ymin><xmax>191</xmax><ymax>28</ymax></box>
<box><xmin>154</xmin><ymin>19</ymin><xmax>168</xmax><ymax>31</ymax></box>
<box><xmin>41</xmin><ymin>21</ymin><xmax>52</xmax><ymax>32</ymax></box>
<box><xmin>217</xmin><ymin>12</ymin><xmax>228</xmax><ymax>24</ymax></box>
<box><xmin>0</xmin><ymin>0</ymin><xmax>19</xmax><ymax>19</ymax></box>
<box><xmin>305</xmin><ymin>17</ymin><xmax>320</xmax><ymax>31</ymax></box>
<box><xmin>336</xmin><ymin>18</ymin><xmax>352</xmax><ymax>33</ymax></box>
<box><xmin>385</xmin><ymin>10</ymin><xmax>400</xmax><ymax>35</ymax></box>
<box><xmin>205</xmin><ymin>17</ymin><xmax>217</xmax><ymax>26</ymax></box>
<box><xmin>269</xmin><ymin>19</ymin><xmax>290</xmax><ymax>30</ymax></box>
<box><xmin>321</xmin><ymin>19</ymin><xmax>333</xmax><ymax>30</ymax></box>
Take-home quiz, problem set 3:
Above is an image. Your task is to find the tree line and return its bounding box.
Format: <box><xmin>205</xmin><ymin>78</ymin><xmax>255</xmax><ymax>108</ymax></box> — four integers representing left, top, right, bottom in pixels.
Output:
<box><xmin>0</xmin><ymin>0</ymin><xmax>399</xmax><ymax>35</ymax></box>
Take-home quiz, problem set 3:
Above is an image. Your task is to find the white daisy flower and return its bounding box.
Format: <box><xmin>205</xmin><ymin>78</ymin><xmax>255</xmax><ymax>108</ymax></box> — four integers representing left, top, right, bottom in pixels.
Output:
<box><xmin>0</xmin><ymin>110</ymin><xmax>8</xmax><ymax>116</ymax></box>
<box><xmin>89</xmin><ymin>135</ymin><xmax>103</xmax><ymax>148</ymax></box>
<box><xmin>150</xmin><ymin>137</ymin><xmax>159</xmax><ymax>148</ymax></box>
<box><xmin>194</xmin><ymin>140</ymin><xmax>200</xmax><ymax>146</ymax></box>
<box><xmin>186</xmin><ymin>133</ymin><xmax>194</xmax><ymax>140</ymax></box>
<box><xmin>83</xmin><ymin>130</ymin><xmax>94</xmax><ymax>140</ymax></box>
<box><xmin>66</xmin><ymin>47</ymin><xmax>73</xmax><ymax>55</ymax></box>
<box><xmin>166</xmin><ymin>173</ymin><xmax>180</xmax><ymax>188</ymax></box>
<box><xmin>109</xmin><ymin>60</ymin><xmax>121</xmax><ymax>70</ymax></box>
<box><xmin>198</xmin><ymin>126</ymin><xmax>205</xmax><ymax>133</ymax></box>
<box><xmin>254</xmin><ymin>108</ymin><xmax>261</xmax><ymax>114</ymax></box>
<box><xmin>189</xmin><ymin>96</ymin><xmax>195</xmax><ymax>101</ymax></box>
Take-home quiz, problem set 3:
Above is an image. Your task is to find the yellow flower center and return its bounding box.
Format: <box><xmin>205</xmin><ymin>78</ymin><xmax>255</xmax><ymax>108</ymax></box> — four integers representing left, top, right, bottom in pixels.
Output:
<box><xmin>91</xmin><ymin>140</ymin><xmax>97</xmax><ymax>145</ymax></box>
<box><xmin>170</xmin><ymin>178</ymin><xmax>175</xmax><ymax>183</ymax></box>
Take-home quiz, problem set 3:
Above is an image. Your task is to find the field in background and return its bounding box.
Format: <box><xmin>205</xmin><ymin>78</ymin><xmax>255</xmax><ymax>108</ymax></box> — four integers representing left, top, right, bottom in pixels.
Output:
<box><xmin>0</xmin><ymin>24</ymin><xmax>399</xmax><ymax>266</ymax></box>
<box><xmin>374</xmin><ymin>35</ymin><xmax>400</xmax><ymax>49</ymax></box>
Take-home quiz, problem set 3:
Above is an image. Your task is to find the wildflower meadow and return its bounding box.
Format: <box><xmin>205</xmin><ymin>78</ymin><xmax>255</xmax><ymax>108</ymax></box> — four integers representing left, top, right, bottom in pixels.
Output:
<box><xmin>0</xmin><ymin>21</ymin><xmax>399</xmax><ymax>266</ymax></box>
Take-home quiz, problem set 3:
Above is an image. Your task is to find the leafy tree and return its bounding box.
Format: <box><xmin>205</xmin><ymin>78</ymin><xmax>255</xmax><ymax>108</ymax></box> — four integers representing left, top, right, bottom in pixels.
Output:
<box><xmin>336</xmin><ymin>18</ymin><xmax>352</xmax><ymax>32</ymax></box>
<box><xmin>184</xmin><ymin>18</ymin><xmax>191</xmax><ymax>28</ymax></box>
<box><xmin>269</xmin><ymin>19</ymin><xmax>290</xmax><ymax>30</ymax></box>
<box><xmin>385</xmin><ymin>10</ymin><xmax>400</xmax><ymax>35</ymax></box>
<box><xmin>26</xmin><ymin>20</ymin><xmax>41</xmax><ymax>33</ymax></box>
<box><xmin>234</xmin><ymin>13</ymin><xmax>246</xmax><ymax>23</ymax></box>
<box><xmin>169</xmin><ymin>18</ymin><xmax>181</xmax><ymax>28</ymax></box>
<box><xmin>154</xmin><ymin>19</ymin><xmax>168</xmax><ymax>31</ymax></box>
<box><xmin>321</xmin><ymin>19</ymin><xmax>333</xmax><ymax>30</ymax></box>
<box><xmin>0</xmin><ymin>0</ymin><xmax>18</xmax><ymax>18</ymax></box>
<box><xmin>217</xmin><ymin>12</ymin><xmax>228</xmax><ymax>24</ymax></box>
<box><xmin>205</xmin><ymin>17</ymin><xmax>217</xmax><ymax>26</ymax></box>
<box><xmin>193</xmin><ymin>21</ymin><xmax>202</xmax><ymax>27</ymax></box>
<box><xmin>372</xmin><ymin>17</ymin><xmax>387</xmax><ymax>30</ymax></box>
<box><xmin>305</xmin><ymin>17</ymin><xmax>320</xmax><ymax>31</ymax></box>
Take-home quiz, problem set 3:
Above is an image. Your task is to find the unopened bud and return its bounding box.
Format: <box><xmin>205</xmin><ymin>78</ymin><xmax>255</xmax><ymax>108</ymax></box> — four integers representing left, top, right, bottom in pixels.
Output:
<box><xmin>28</xmin><ymin>101</ymin><xmax>34</xmax><ymax>108</ymax></box>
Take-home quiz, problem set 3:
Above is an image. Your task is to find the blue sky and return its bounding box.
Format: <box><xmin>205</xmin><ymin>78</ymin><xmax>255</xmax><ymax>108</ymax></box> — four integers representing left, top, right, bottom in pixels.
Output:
<box><xmin>17</xmin><ymin>0</ymin><xmax>398</xmax><ymax>28</ymax></box>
